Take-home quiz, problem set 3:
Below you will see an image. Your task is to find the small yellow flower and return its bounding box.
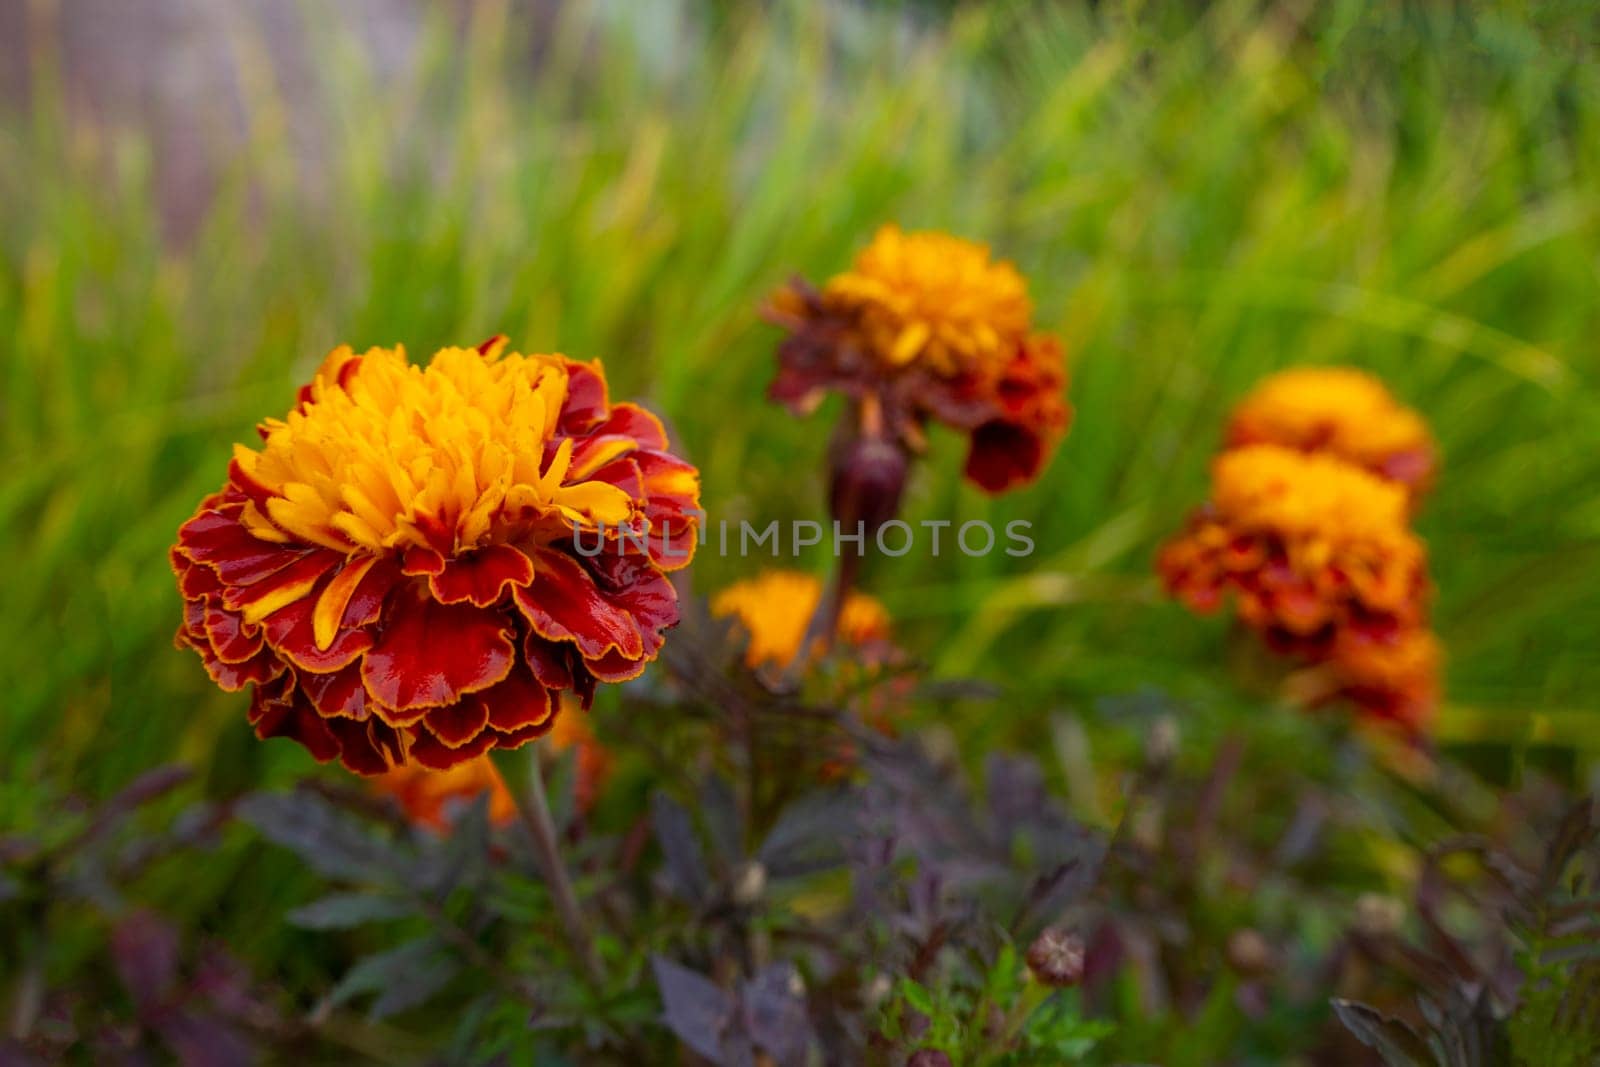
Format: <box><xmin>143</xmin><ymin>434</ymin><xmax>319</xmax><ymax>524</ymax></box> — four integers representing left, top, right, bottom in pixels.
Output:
<box><xmin>1225</xmin><ymin>367</ymin><xmax>1436</xmax><ymax>495</ymax></box>
<box><xmin>711</xmin><ymin>570</ymin><xmax>890</xmax><ymax>671</ymax></box>
<box><xmin>822</xmin><ymin>225</ymin><xmax>1032</xmax><ymax>375</ymax></box>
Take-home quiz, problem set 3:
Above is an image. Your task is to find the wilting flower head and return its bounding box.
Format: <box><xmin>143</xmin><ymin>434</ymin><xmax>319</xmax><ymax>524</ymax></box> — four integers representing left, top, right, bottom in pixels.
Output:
<box><xmin>765</xmin><ymin>225</ymin><xmax>1070</xmax><ymax>497</ymax></box>
<box><xmin>1225</xmin><ymin>367</ymin><xmax>1436</xmax><ymax>496</ymax></box>
<box><xmin>711</xmin><ymin>569</ymin><xmax>891</xmax><ymax>672</ymax></box>
<box><xmin>374</xmin><ymin>757</ymin><xmax>516</xmax><ymax>832</ymax></box>
<box><xmin>1158</xmin><ymin>445</ymin><xmax>1428</xmax><ymax>659</ymax></box>
<box><xmin>172</xmin><ymin>338</ymin><xmax>699</xmax><ymax>774</ymax></box>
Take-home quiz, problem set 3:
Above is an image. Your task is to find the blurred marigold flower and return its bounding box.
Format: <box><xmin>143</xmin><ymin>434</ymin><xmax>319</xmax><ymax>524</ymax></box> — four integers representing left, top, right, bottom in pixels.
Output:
<box><xmin>543</xmin><ymin>706</ymin><xmax>614</xmax><ymax>813</ymax></box>
<box><xmin>374</xmin><ymin>757</ymin><xmax>516</xmax><ymax>832</ymax></box>
<box><xmin>1325</xmin><ymin>627</ymin><xmax>1441</xmax><ymax>734</ymax></box>
<box><xmin>1157</xmin><ymin>445</ymin><xmax>1428</xmax><ymax>660</ymax></box>
<box><xmin>819</xmin><ymin>224</ymin><xmax>1031</xmax><ymax>375</ymax></box>
<box><xmin>711</xmin><ymin>569</ymin><xmax>891</xmax><ymax>672</ymax></box>
<box><xmin>765</xmin><ymin>225</ymin><xmax>1070</xmax><ymax>497</ymax></box>
<box><xmin>172</xmin><ymin>338</ymin><xmax>699</xmax><ymax>775</ymax></box>
<box><xmin>1225</xmin><ymin>367</ymin><xmax>1436</xmax><ymax>496</ymax></box>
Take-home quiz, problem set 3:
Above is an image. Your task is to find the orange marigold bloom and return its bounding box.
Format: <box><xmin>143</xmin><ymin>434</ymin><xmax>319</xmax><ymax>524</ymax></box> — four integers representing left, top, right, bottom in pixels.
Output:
<box><xmin>1158</xmin><ymin>445</ymin><xmax>1428</xmax><ymax>659</ymax></box>
<box><xmin>711</xmin><ymin>569</ymin><xmax>891</xmax><ymax>672</ymax></box>
<box><xmin>374</xmin><ymin>757</ymin><xmax>516</xmax><ymax>832</ymax></box>
<box><xmin>820</xmin><ymin>225</ymin><xmax>1032</xmax><ymax>375</ymax></box>
<box><xmin>544</xmin><ymin>708</ymin><xmax>614</xmax><ymax>813</ymax></box>
<box><xmin>172</xmin><ymin>338</ymin><xmax>700</xmax><ymax>775</ymax></box>
<box><xmin>765</xmin><ymin>226</ymin><xmax>1070</xmax><ymax>496</ymax></box>
<box><xmin>1225</xmin><ymin>367</ymin><xmax>1436</xmax><ymax>495</ymax></box>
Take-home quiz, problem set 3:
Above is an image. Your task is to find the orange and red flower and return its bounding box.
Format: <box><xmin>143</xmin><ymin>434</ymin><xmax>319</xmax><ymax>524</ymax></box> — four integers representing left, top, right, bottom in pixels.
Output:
<box><xmin>172</xmin><ymin>338</ymin><xmax>699</xmax><ymax>774</ymax></box>
<box><xmin>1157</xmin><ymin>445</ymin><xmax>1428</xmax><ymax>661</ymax></box>
<box><xmin>1224</xmin><ymin>367</ymin><xmax>1436</xmax><ymax>497</ymax></box>
<box><xmin>374</xmin><ymin>757</ymin><xmax>516</xmax><ymax>832</ymax></box>
<box><xmin>765</xmin><ymin>225</ymin><xmax>1070</xmax><ymax>497</ymax></box>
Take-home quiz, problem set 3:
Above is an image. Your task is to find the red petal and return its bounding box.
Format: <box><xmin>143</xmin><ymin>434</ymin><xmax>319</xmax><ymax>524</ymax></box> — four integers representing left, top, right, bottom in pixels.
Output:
<box><xmin>515</xmin><ymin>549</ymin><xmax>643</xmax><ymax>660</ymax></box>
<box><xmin>428</xmin><ymin>544</ymin><xmax>535</xmax><ymax>607</ymax></box>
<box><xmin>523</xmin><ymin>635</ymin><xmax>576</xmax><ymax>690</ymax></box>
<box><xmin>260</xmin><ymin>596</ymin><xmax>374</xmax><ymax>674</ymax></box>
<box><xmin>178</xmin><ymin>505</ymin><xmax>306</xmax><ymax>587</ymax></box>
<box><xmin>203</xmin><ymin>646</ymin><xmax>284</xmax><ymax>691</ymax></box>
<box><xmin>409</xmin><ymin>728</ymin><xmax>497</xmax><ymax>770</ymax></box>
<box><xmin>963</xmin><ymin>420</ymin><xmax>1045</xmax><ymax>495</ymax></box>
<box><xmin>475</xmin><ymin>664</ymin><xmax>555</xmax><ymax>732</ymax></box>
<box><xmin>423</xmin><ymin>699</ymin><xmax>492</xmax><ymax>748</ymax></box>
<box><xmin>222</xmin><ymin>549</ymin><xmax>342</xmax><ymax>625</ymax></box>
<box><xmin>298</xmin><ymin>663</ymin><xmax>370</xmax><ymax>718</ymax></box>
<box><xmin>558</xmin><ymin>359</ymin><xmax>610</xmax><ymax>434</ymax></box>
<box><xmin>202</xmin><ymin>604</ymin><xmax>264</xmax><ymax>664</ymax></box>
<box><xmin>594</xmin><ymin>402</ymin><xmax>668</xmax><ymax>450</ymax></box>
<box><xmin>251</xmin><ymin>688</ymin><xmax>341</xmax><ymax>764</ymax></box>
<box><xmin>361</xmin><ymin>594</ymin><xmax>515</xmax><ymax>712</ymax></box>
<box><xmin>402</xmin><ymin>546</ymin><xmax>447</xmax><ymax>576</ymax></box>
<box><xmin>325</xmin><ymin>718</ymin><xmax>394</xmax><ymax>775</ymax></box>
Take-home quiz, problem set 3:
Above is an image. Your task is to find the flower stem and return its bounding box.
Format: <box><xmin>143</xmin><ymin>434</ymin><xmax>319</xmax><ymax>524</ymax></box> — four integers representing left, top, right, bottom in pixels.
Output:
<box><xmin>497</xmin><ymin>747</ymin><xmax>606</xmax><ymax>987</ymax></box>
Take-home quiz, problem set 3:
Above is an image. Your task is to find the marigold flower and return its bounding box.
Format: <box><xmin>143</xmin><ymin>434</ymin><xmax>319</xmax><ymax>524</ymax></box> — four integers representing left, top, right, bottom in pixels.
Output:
<box><xmin>374</xmin><ymin>757</ymin><xmax>516</xmax><ymax>832</ymax></box>
<box><xmin>1224</xmin><ymin>367</ymin><xmax>1436</xmax><ymax>495</ymax></box>
<box><xmin>543</xmin><ymin>707</ymin><xmax>614</xmax><ymax>813</ymax></box>
<box><xmin>765</xmin><ymin>226</ymin><xmax>1070</xmax><ymax>496</ymax></box>
<box><xmin>1157</xmin><ymin>445</ymin><xmax>1428</xmax><ymax>659</ymax></box>
<box><xmin>711</xmin><ymin>569</ymin><xmax>891</xmax><ymax>672</ymax></box>
<box><xmin>820</xmin><ymin>225</ymin><xmax>1032</xmax><ymax>375</ymax></box>
<box><xmin>172</xmin><ymin>338</ymin><xmax>699</xmax><ymax>774</ymax></box>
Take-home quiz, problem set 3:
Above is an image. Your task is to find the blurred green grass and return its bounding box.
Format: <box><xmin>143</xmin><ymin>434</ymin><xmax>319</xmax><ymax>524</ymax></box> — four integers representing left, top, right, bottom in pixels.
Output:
<box><xmin>3</xmin><ymin>0</ymin><xmax>1599</xmax><ymax>817</ymax></box>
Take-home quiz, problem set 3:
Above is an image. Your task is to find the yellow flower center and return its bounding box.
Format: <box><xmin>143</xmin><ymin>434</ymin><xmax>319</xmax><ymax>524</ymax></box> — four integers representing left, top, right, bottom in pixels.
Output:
<box><xmin>1210</xmin><ymin>445</ymin><xmax>1412</xmax><ymax>553</ymax></box>
<box><xmin>823</xmin><ymin>225</ymin><xmax>1031</xmax><ymax>375</ymax></box>
<box><xmin>232</xmin><ymin>343</ymin><xmax>636</xmax><ymax>555</ymax></box>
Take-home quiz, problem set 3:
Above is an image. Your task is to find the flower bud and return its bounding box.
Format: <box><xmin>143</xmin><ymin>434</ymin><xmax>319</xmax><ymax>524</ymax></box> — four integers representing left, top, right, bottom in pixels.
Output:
<box><xmin>829</xmin><ymin>431</ymin><xmax>909</xmax><ymax>539</ymax></box>
<box><xmin>1025</xmin><ymin>927</ymin><xmax>1085</xmax><ymax>988</ymax></box>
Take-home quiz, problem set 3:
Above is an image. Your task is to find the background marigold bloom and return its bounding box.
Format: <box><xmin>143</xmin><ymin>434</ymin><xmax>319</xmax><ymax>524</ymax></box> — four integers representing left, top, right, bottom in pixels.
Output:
<box><xmin>711</xmin><ymin>569</ymin><xmax>891</xmax><ymax>672</ymax></box>
<box><xmin>172</xmin><ymin>338</ymin><xmax>700</xmax><ymax>774</ymax></box>
<box><xmin>765</xmin><ymin>227</ymin><xmax>1070</xmax><ymax>496</ymax></box>
<box><xmin>1158</xmin><ymin>445</ymin><xmax>1429</xmax><ymax>658</ymax></box>
<box><xmin>820</xmin><ymin>225</ymin><xmax>1032</xmax><ymax>375</ymax></box>
<box><xmin>374</xmin><ymin>757</ymin><xmax>516</xmax><ymax>832</ymax></box>
<box><xmin>1225</xmin><ymin>367</ymin><xmax>1437</xmax><ymax>495</ymax></box>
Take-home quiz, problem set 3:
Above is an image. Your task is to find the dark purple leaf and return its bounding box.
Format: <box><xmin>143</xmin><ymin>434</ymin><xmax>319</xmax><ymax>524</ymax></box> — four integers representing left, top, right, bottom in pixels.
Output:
<box><xmin>1332</xmin><ymin>999</ymin><xmax>1434</xmax><ymax>1067</ymax></box>
<box><xmin>652</xmin><ymin>956</ymin><xmax>736</xmax><ymax>1063</ymax></box>
<box><xmin>758</xmin><ymin>789</ymin><xmax>855</xmax><ymax>878</ymax></box>
<box><xmin>285</xmin><ymin>892</ymin><xmax>414</xmax><ymax>930</ymax></box>
<box><xmin>651</xmin><ymin>793</ymin><xmax>709</xmax><ymax>902</ymax></box>
<box><xmin>742</xmin><ymin>964</ymin><xmax>812</xmax><ymax>1067</ymax></box>
<box><xmin>237</xmin><ymin>790</ymin><xmax>413</xmax><ymax>884</ymax></box>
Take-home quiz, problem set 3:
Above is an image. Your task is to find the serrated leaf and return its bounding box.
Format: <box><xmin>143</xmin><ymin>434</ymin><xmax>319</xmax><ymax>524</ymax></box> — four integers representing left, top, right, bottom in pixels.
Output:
<box><xmin>286</xmin><ymin>892</ymin><xmax>414</xmax><ymax>930</ymax></box>
<box><xmin>324</xmin><ymin>937</ymin><xmax>456</xmax><ymax>1018</ymax></box>
<box><xmin>237</xmin><ymin>790</ymin><xmax>412</xmax><ymax>884</ymax></box>
<box><xmin>1333</xmin><ymin>999</ymin><xmax>1435</xmax><ymax>1067</ymax></box>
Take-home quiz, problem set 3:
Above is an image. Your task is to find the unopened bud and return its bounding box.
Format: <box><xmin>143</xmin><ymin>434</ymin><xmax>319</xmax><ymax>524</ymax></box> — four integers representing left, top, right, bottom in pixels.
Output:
<box><xmin>732</xmin><ymin>860</ymin><xmax>767</xmax><ymax>906</ymax></box>
<box><xmin>829</xmin><ymin>433</ymin><xmax>909</xmax><ymax>539</ymax></box>
<box><xmin>1025</xmin><ymin>927</ymin><xmax>1085</xmax><ymax>988</ymax></box>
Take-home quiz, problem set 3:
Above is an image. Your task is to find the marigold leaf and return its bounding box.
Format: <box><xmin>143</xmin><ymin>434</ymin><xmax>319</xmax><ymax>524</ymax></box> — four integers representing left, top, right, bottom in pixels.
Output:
<box><xmin>286</xmin><ymin>892</ymin><xmax>414</xmax><ymax>930</ymax></box>
<box><xmin>1332</xmin><ymin>999</ymin><xmax>1435</xmax><ymax>1067</ymax></box>
<box><xmin>237</xmin><ymin>790</ymin><xmax>413</xmax><ymax>884</ymax></box>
